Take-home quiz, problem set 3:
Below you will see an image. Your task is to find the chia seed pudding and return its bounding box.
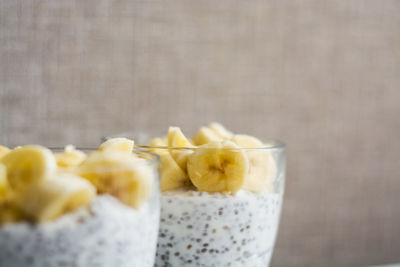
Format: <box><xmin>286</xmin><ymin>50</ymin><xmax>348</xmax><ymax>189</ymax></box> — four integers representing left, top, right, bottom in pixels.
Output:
<box><xmin>0</xmin><ymin>142</ymin><xmax>161</xmax><ymax>267</ymax></box>
<box><xmin>0</xmin><ymin>195</ymin><xmax>159</xmax><ymax>267</ymax></box>
<box><xmin>156</xmin><ymin>190</ymin><xmax>282</xmax><ymax>267</ymax></box>
<box><xmin>144</xmin><ymin>123</ymin><xmax>285</xmax><ymax>266</ymax></box>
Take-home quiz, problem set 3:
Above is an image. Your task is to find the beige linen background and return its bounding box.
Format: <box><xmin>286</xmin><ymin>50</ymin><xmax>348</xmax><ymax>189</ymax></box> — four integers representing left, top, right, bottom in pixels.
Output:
<box><xmin>1</xmin><ymin>0</ymin><xmax>400</xmax><ymax>266</ymax></box>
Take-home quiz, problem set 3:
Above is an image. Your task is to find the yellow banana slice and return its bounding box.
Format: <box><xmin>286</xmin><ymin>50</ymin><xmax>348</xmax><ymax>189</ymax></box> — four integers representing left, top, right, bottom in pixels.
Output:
<box><xmin>191</xmin><ymin>127</ymin><xmax>223</xmax><ymax>146</ymax></box>
<box><xmin>0</xmin><ymin>200</ymin><xmax>25</xmax><ymax>225</ymax></box>
<box><xmin>231</xmin><ymin>135</ymin><xmax>277</xmax><ymax>193</ymax></box>
<box><xmin>231</xmin><ymin>134</ymin><xmax>264</xmax><ymax>148</ymax></box>
<box><xmin>19</xmin><ymin>173</ymin><xmax>95</xmax><ymax>222</ymax></box>
<box><xmin>98</xmin><ymin>137</ymin><xmax>134</xmax><ymax>153</ymax></box>
<box><xmin>0</xmin><ymin>164</ymin><xmax>10</xmax><ymax>199</ymax></box>
<box><xmin>168</xmin><ymin>127</ymin><xmax>194</xmax><ymax>171</ymax></box>
<box><xmin>168</xmin><ymin>127</ymin><xmax>192</xmax><ymax>148</ymax></box>
<box><xmin>187</xmin><ymin>141</ymin><xmax>248</xmax><ymax>194</ymax></box>
<box><xmin>0</xmin><ymin>145</ymin><xmax>57</xmax><ymax>193</ymax></box>
<box><xmin>150</xmin><ymin>137</ymin><xmax>168</xmax><ymax>147</ymax></box>
<box><xmin>150</xmin><ymin>136</ymin><xmax>189</xmax><ymax>191</ymax></box>
<box><xmin>55</xmin><ymin>145</ymin><xmax>87</xmax><ymax>169</ymax></box>
<box><xmin>157</xmin><ymin>150</ymin><xmax>189</xmax><ymax>192</ymax></box>
<box><xmin>77</xmin><ymin>151</ymin><xmax>153</xmax><ymax>209</ymax></box>
<box><xmin>209</xmin><ymin>122</ymin><xmax>233</xmax><ymax>139</ymax></box>
<box><xmin>0</xmin><ymin>145</ymin><xmax>10</xmax><ymax>159</ymax></box>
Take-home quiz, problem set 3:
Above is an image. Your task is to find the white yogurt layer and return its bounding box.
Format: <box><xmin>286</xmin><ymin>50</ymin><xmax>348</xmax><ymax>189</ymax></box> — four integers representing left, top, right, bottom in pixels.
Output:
<box><xmin>156</xmin><ymin>190</ymin><xmax>282</xmax><ymax>267</ymax></box>
<box><xmin>0</xmin><ymin>195</ymin><xmax>159</xmax><ymax>267</ymax></box>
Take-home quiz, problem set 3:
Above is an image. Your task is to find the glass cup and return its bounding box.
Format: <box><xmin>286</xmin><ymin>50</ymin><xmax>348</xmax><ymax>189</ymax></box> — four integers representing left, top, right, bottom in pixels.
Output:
<box><xmin>139</xmin><ymin>141</ymin><xmax>286</xmax><ymax>267</ymax></box>
<box><xmin>0</xmin><ymin>147</ymin><xmax>160</xmax><ymax>267</ymax></box>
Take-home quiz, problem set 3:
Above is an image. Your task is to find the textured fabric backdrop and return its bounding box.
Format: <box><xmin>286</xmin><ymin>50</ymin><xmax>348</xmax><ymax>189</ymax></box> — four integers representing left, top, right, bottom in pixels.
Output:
<box><xmin>1</xmin><ymin>0</ymin><xmax>400</xmax><ymax>266</ymax></box>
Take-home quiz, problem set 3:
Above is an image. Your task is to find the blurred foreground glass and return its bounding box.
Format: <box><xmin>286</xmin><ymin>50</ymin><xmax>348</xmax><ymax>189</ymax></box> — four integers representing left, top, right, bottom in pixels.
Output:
<box><xmin>105</xmin><ymin>132</ymin><xmax>286</xmax><ymax>267</ymax></box>
<box><xmin>0</xmin><ymin>148</ymin><xmax>160</xmax><ymax>267</ymax></box>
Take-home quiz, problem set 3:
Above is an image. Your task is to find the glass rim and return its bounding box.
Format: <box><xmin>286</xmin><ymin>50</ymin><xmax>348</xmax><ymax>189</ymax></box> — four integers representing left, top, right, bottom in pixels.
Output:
<box><xmin>49</xmin><ymin>147</ymin><xmax>96</xmax><ymax>152</ymax></box>
<box><xmin>49</xmin><ymin>147</ymin><xmax>161</xmax><ymax>166</ymax></box>
<box><xmin>135</xmin><ymin>139</ymin><xmax>286</xmax><ymax>151</ymax></box>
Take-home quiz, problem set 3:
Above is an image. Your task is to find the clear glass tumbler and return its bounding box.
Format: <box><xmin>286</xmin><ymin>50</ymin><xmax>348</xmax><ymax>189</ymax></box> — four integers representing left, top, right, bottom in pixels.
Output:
<box><xmin>141</xmin><ymin>141</ymin><xmax>286</xmax><ymax>267</ymax></box>
<box><xmin>0</xmin><ymin>147</ymin><xmax>160</xmax><ymax>267</ymax></box>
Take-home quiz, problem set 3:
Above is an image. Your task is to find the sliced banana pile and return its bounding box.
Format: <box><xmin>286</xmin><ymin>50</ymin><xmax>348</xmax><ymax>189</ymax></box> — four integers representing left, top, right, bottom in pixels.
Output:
<box><xmin>0</xmin><ymin>137</ymin><xmax>153</xmax><ymax>225</ymax></box>
<box><xmin>0</xmin><ymin>145</ymin><xmax>94</xmax><ymax>225</ymax></box>
<box><xmin>150</xmin><ymin>122</ymin><xmax>277</xmax><ymax>194</ymax></box>
<box><xmin>76</xmin><ymin>152</ymin><xmax>153</xmax><ymax>210</ymax></box>
<box><xmin>55</xmin><ymin>145</ymin><xmax>87</xmax><ymax>170</ymax></box>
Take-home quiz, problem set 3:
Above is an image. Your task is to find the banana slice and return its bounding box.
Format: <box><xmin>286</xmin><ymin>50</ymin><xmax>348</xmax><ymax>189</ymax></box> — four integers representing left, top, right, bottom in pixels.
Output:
<box><xmin>158</xmin><ymin>150</ymin><xmax>189</xmax><ymax>191</ymax></box>
<box><xmin>77</xmin><ymin>151</ymin><xmax>153</xmax><ymax>209</ymax></box>
<box><xmin>150</xmin><ymin>136</ymin><xmax>189</xmax><ymax>191</ymax></box>
<box><xmin>168</xmin><ymin>127</ymin><xmax>194</xmax><ymax>171</ymax></box>
<box><xmin>231</xmin><ymin>134</ymin><xmax>264</xmax><ymax>148</ymax></box>
<box><xmin>209</xmin><ymin>122</ymin><xmax>233</xmax><ymax>139</ymax></box>
<box><xmin>160</xmin><ymin>153</ymin><xmax>189</xmax><ymax>191</ymax></box>
<box><xmin>19</xmin><ymin>173</ymin><xmax>95</xmax><ymax>222</ymax></box>
<box><xmin>98</xmin><ymin>137</ymin><xmax>134</xmax><ymax>153</ymax></box>
<box><xmin>0</xmin><ymin>145</ymin><xmax>10</xmax><ymax>159</ymax></box>
<box><xmin>187</xmin><ymin>141</ymin><xmax>248</xmax><ymax>194</ymax></box>
<box><xmin>231</xmin><ymin>135</ymin><xmax>277</xmax><ymax>193</ymax></box>
<box><xmin>168</xmin><ymin>127</ymin><xmax>193</xmax><ymax>148</ymax></box>
<box><xmin>0</xmin><ymin>200</ymin><xmax>25</xmax><ymax>225</ymax></box>
<box><xmin>150</xmin><ymin>137</ymin><xmax>168</xmax><ymax>147</ymax></box>
<box><xmin>191</xmin><ymin>127</ymin><xmax>223</xmax><ymax>145</ymax></box>
<box><xmin>0</xmin><ymin>164</ymin><xmax>10</xmax><ymax>199</ymax></box>
<box><xmin>1</xmin><ymin>159</ymin><xmax>24</xmax><ymax>224</ymax></box>
<box><xmin>0</xmin><ymin>145</ymin><xmax>57</xmax><ymax>193</ymax></box>
<box><xmin>55</xmin><ymin>145</ymin><xmax>87</xmax><ymax>169</ymax></box>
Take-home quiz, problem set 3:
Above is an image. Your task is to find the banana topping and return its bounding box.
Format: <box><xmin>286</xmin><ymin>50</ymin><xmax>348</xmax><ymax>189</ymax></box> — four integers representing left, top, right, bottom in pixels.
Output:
<box><xmin>0</xmin><ymin>164</ymin><xmax>8</xmax><ymax>198</ymax></box>
<box><xmin>19</xmin><ymin>173</ymin><xmax>96</xmax><ymax>222</ymax></box>
<box><xmin>187</xmin><ymin>141</ymin><xmax>248</xmax><ymax>194</ymax></box>
<box><xmin>192</xmin><ymin>127</ymin><xmax>223</xmax><ymax>145</ymax></box>
<box><xmin>168</xmin><ymin>127</ymin><xmax>194</xmax><ymax>171</ymax></box>
<box><xmin>77</xmin><ymin>150</ymin><xmax>153</xmax><ymax>210</ymax></box>
<box><xmin>0</xmin><ymin>200</ymin><xmax>25</xmax><ymax>225</ymax></box>
<box><xmin>55</xmin><ymin>145</ymin><xmax>87</xmax><ymax>169</ymax></box>
<box><xmin>151</xmin><ymin>123</ymin><xmax>277</xmax><ymax>194</ymax></box>
<box><xmin>231</xmin><ymin>135</ymin><xmax>277</xmax><ymax>193</ymax></box>
<box><xmin>0</xmin><ymin>145</ymin><xmax>10</xmax><ymax>159</ymax></box>
<box><xmin>98</xmin><ymin>137</ymin><xmax>134</xmax><ymax>153</ymax></box>
<box><xmin>192</xmin><ymin>122</ymin><xmax>233</xmax><ymax>145</ymax></box>
<box><xmin>209</xmin><ymin>122</ymin><xmax>234</xmax><ymax>139</ymax></box>
<box><xmin>0</xmin><ymin>137</ymin><xmax>155</xmax><ymax>225</ymax></box>
<box><xmin>150</xmin><ymin>136</ymin><xmax>190</xmax><ymax>191</ymax></box>
<box><xmin>0</xmin><ymin>145</ymin><xmax>57</xmax><ymax>193</ymax></box>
